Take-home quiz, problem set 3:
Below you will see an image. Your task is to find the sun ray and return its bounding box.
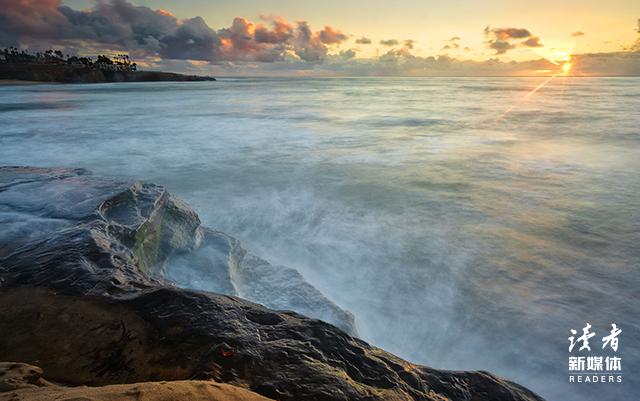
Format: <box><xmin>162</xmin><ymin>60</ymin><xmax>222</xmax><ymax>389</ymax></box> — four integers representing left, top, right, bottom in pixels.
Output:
<box><xmin>495</xmin><ymin>72</ymin><xmax>561</xmax><ymax>122</ymax></box>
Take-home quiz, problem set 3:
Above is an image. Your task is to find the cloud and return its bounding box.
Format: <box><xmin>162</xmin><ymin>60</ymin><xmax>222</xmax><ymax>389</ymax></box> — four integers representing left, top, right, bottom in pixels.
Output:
<box><xmin>488</xmin><ymin>40</ymin><xmax>516</xmax><ymax>54</ymax></box>
<box><xmin>442</xmin><ymin>42</ymin><xmax>460</xmax><ymax>50</ymax></box>
<box><xmin>339</xmin><ymin>48</ymin><xmax>358</xmax><ymax>59</ymax></box>
<box><xmin>630</xmin><ymin>19</ymin><xmax>640</xmax><ymax>51</ymax></box>
<box><xmin>314</xmin><ymin>50</ymin><xmax>640</xmax><ymax>77</ymax></box>
<box><xmin>380</xmin><ymin>39</ymin><xmax>400</xmax><ymax>46</ymax></box>
<box><xmin>0</xmin><ymin>0</ymin><xmax>348</xmax><ymax>63</ymax></box>
<box><xmin>318</xmin><ymin>51</ymin><xmax>547</xmax><ymax>76</ymax></box>
<box><xmin>378</xmin><ymin>40</ymin><xmax>416</xmax><ymax>58</ymax></box>
<box><xmin>522</xmin><ymin>36</ymin><xmax>543</xmax><ymax>47</ymax></box>
<box><xmin>318</xmin><ymin>25</ymin><xmax>348</xmax><ymax>44</ymax></box>
<box><xmin>484</xmin><ymin>25</ymin><xmax>543</xmax><ymax>54</ymax></box>
<box><xmin>140</xmin><ymin>48</ymin><xmax>640</xmax><ymax>77</ymax></box>
<box><xmin>486</xmin><ymin>27</ymin><xmax>531</xmax><ymax>40</ymax></box>
<box><xmin>292</xmin><ymin>21</ymin><xmax>331</xmax><ymax>61</ymax></box>
<box><xmin>378</xmin><ymin>38</ymin><xmax>416</xmax><ymax>49</ymax></box>
<box><xmin>403</xmin><ymin>40</ymin><xmax>416</xmax><ymax>49</ymax></box>
<box><xmin>159</xmin><ymin>16</ymin><xmax>221</xmax><ymax>61</ymax></box>
<box><xmin>444</xmin><ymin>36</ymin><xmax>461</xmax><ymax>49</ymax></box>
<box><xmin>571</xmin><ymin>31</ymin><xmax>585</xmax><ymax>37</ymax></box>
<box><xmin>2</xmin><ymin>1</ymin><xmax>637</xmax><ymax>76</ymax></box>
<box><xmin>0</xmin><ymin>0</ymin><xmax>179</xmax><ymax>54</ymax></box>
<box><xmin>254</xmin><ymin>17</ymin><xmax>293</xmax><ymax>43</ymax></box>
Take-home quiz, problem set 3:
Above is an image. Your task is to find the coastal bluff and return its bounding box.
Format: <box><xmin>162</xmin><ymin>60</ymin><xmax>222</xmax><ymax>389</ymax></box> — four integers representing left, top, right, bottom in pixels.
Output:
<box><xmin>0</xmin><ymin>166</ymin><xmax>544</xmax><ymax>401</ymax></box>
<box><xmin>0</xmin><ymin>63</ymin><xmax>215</xmax><ymax>83</ymax></box>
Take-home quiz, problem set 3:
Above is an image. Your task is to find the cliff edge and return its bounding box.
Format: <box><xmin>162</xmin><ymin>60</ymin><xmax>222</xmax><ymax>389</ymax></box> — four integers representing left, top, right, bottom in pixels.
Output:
<box><xmin>0</xmin><ymin>63</ymin><xmax>215</xmax><ymax>83</ymax></box>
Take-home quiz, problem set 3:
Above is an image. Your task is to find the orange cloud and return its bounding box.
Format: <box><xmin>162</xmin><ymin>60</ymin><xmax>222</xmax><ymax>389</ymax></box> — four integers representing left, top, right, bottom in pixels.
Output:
<box><xmin>156</xmin><ymin>9</ymin><xmax>174</xmax><ymax>18</ymax></box>
<box><xmin>484</xmin><ymin>26</ymin><xmax>543</xmax><ymax>54</ymax></box>
<box><xmin>522</xmin><ymin>36</ymin><xmax>543</xmax><ymax>47</ymax></box>
<box><xmin>255</xmin><ymin>16</ymin><xmax>293</xmax><ymax>44</ymax></box>
<box><xmin>0</xmin><ymin>0</ymin><xmax>349</xmax><ymax>63</ymax></box>
<box><xmin>318</xmin><ymin>26</ymin><xmax>348</xmax><ymax>44</ymax></box>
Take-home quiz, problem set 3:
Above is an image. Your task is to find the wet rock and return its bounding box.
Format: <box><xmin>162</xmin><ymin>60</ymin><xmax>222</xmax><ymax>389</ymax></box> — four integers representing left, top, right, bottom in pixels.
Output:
<box><xmin>169</xmin><ymin>228</ymin><xmax>357</xmax><ymax>333</ymax></box>
<box><xmin>0</xmin><ymin>166</ymin><xmax>354</xmax><ymax>331</ymax></box>
<box><xmin>0</xmin><ymin>166</ymin><xmax>545</xmax><ymax>401</ymax></box>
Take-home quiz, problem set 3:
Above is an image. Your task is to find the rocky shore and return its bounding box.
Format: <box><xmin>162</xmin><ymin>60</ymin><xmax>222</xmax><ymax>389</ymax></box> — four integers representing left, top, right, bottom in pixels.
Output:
<box><xmin>0</xmin><ymin>166</ymin><xmax>544</xmax><ymax>401</ymax></box>
<box><xmin>0</xmin><ymin>63</ymin><xmax>215</xmax><ymax>83</ymax></box>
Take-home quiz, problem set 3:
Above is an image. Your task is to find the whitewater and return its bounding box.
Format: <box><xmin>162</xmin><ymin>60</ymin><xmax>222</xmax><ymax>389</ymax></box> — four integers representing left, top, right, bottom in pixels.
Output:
<box><xmin>1</xmin><ymin>77</ymin><xmax>638</xmax><ymax>400</ymax></box>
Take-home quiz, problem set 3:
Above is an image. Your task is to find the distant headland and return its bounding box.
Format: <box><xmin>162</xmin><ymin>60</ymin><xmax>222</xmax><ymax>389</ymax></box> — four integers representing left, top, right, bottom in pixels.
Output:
<box><xmin>0</xmin><ymin>48</ymin><xmax>215</xmax><ymax>83</ymax></box>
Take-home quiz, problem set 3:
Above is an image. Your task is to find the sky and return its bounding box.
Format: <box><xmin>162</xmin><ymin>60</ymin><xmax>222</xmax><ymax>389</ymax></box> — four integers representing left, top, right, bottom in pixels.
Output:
<box><xmin>1</xmin><ymin>0</ymin><xmax>639</xmax><ymax>76</ymax></box>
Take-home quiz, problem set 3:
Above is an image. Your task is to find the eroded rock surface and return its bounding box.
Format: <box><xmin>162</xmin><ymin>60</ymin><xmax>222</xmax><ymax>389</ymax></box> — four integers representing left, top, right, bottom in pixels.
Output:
<box><xmin>0</xmin><ymin>166</ymin><xmax>354</xmax><ymax>333</ymax></box>
<box><xmin>0</xmin><ymin>362</ymin><xmax>51</xmax><ymax>392</ymax></box>
<box><xmin>0</xmin><ymin>362</ymin><xmax>270</xmax><ymax>401</ymax></box>
<box><xmin>0</xmin><ymin>166</ymin><xmax>544</xmax><ymax>401</ymax></box>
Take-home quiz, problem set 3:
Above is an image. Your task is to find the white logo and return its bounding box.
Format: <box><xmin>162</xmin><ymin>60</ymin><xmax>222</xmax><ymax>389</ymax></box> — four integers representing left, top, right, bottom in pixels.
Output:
<box><xmin>567</xmin><ymin>323</ymin><xmax>622</xmax><ymax>384</ymax></box>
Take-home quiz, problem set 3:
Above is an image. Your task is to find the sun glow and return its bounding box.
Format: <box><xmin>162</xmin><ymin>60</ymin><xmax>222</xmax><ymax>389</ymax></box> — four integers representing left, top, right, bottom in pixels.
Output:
<box><xmin>534</xmin><ymin>42</ymin><xmax>575</xmax><ymax>66</ymax></box>
<box><xmin>495</xmin><ymin>43</ymin><xmax>578</xmax><ymax>122</ymax></box>
<box><xmin>551</xmin><ymin>50</ymin><xmax>572</xmax><ymax>63</ymax></box>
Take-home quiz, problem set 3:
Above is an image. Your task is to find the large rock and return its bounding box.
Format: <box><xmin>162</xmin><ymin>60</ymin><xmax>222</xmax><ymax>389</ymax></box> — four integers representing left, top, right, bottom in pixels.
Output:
<box><xmin>0</xmin><ymin>166</ymin><xmax>355</xmax><ymax>333</ymax></box>
<box><xmin>0</xmin><ymin>63</ymin><xmax>216</xmax><ymax>83</ymax></box>
<box><xmin>0</xmin><ymin>167</ymin><xmax>544</xmax><ymax>401</ymax></box>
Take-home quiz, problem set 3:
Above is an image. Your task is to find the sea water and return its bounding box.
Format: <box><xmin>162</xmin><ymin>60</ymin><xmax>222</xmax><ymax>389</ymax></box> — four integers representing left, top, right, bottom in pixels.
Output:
<box><xmin>1</xmin><ymin>77</ymin><xmax>638</xmax><ymax>400</ymax></box>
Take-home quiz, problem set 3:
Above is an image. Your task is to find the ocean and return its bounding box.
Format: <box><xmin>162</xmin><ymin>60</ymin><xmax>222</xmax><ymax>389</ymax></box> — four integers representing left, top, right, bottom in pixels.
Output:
<box><xmin>1</xmin><ymin>77</ymin><xmax>638</xmax><ymax>400</ymax></box>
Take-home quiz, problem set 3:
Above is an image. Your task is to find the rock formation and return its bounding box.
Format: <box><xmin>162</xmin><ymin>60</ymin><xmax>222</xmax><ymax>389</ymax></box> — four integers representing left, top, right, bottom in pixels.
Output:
<box><xmin>0</xmin><ymin>166</ymin><xmax>544</xmax><ymax>401</ymax></box>
<box><xmin>0</xmin><ymin>362</ymin><xmax>270</xmax><ymax>401</ymax></box>
<box><xmin>0</xmin><ymin>166</ymin><xmax>354</xmax><ymax>334</ymax></box>
<box><xmin>0</xmin><ymin>63</ymin><xmax>216</xmax><ymax>83</ymax></box>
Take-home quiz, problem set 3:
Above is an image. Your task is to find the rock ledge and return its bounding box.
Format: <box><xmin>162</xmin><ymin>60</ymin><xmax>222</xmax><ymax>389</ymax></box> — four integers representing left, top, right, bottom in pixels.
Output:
<box><xmin>0</xmin><ymin>167</ymin><xmax>544</xmax><ymax>401</ymax></box>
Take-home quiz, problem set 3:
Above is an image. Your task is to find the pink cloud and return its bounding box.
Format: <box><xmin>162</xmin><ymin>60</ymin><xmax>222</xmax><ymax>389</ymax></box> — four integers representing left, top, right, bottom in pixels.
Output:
<box><xmin>0</xmin><ymin>0</ymin><xmax>349</xmax><ymax>63</ymax></box>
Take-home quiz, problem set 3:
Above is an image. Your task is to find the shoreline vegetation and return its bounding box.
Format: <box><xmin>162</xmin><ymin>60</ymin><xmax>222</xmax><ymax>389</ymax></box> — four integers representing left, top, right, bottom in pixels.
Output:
<box><xmin>0</xmin><ymin>48</ymin><xmax>215</xmax><ymax>83</ymax></box>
